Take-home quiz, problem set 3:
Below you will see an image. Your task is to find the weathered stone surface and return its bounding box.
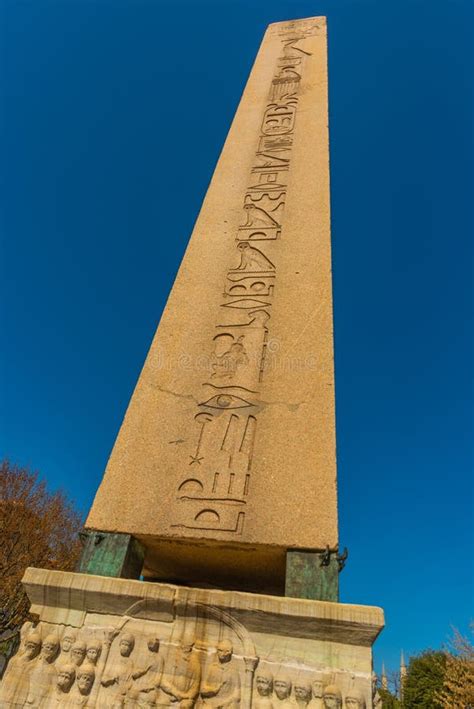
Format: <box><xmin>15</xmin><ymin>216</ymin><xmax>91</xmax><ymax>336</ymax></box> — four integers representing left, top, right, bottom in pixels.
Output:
<box><xmin>85</xmin><ymin>16</ymin><xmax>336</xmax><ymax>592</ymax></box>
<box><xmin>0</xmin><ymin>569</ymin><xmax>384</xmax><ymax>707</ymax></box>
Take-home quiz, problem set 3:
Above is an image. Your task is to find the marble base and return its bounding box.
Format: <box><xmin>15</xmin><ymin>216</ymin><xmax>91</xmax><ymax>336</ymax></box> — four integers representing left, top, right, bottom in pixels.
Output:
<box><xmin>0</xmin><ymin>569</ymin><xmax>383</xmax><ymax>708</ymax></box>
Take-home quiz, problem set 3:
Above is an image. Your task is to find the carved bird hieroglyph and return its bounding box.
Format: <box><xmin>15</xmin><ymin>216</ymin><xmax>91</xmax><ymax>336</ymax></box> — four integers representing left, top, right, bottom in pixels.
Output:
<box><xmin>242</xmin><ymin>203</ymin><xmax>279</xmax><ymax>228</ymax></box>
<box><xmin>234</xmin><ymin>243</ymin><xmax>275</xmax><ymax>271</ymax></box>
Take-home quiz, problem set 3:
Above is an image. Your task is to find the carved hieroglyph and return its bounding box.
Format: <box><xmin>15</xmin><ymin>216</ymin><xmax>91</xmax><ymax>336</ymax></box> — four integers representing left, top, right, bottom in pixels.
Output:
<box><xmin>85</xmin><ymin>17</ymin><xmax>337</xmax><ymax>588</ymax></box>
<box><xmin>0</xmin><ymin>569</ymin><xmax>383</xmax><ymax>708</ymax></box>
<box><xmin>168</xmin><ymin>21</ymin><xmax>319</xmax><ymax>536</ymax></box>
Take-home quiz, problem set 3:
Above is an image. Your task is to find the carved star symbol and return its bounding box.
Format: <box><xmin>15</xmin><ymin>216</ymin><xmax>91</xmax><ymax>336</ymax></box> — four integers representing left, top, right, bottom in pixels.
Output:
<box><xmin>189</xmin><ymin>456</ymin><xmax>204</xmax><ymax>465</ymax></box>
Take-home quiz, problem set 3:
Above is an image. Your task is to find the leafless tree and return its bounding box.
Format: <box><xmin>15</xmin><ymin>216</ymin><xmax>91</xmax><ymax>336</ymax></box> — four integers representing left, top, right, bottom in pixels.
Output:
<box><xmin>436</xmin><ymin>626</ymin><xmax>474</xmax><ymax>708</ymax></box>
<box><xmin>0</xmin><ymin>459</ymin><xmax>82</xmax><ymax>643</ymax></box>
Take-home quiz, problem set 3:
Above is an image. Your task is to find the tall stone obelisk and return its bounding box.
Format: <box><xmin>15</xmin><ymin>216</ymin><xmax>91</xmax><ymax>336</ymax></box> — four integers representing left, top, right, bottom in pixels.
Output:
<box><xmin>1</xmin><ymin>18</ymin><xmax>384</xmax><ymax>709</ymax></box>
<box><xmin>84</xmin><ymin>15</ymin><xmax>339</xmax><ymax>598</ymax></box>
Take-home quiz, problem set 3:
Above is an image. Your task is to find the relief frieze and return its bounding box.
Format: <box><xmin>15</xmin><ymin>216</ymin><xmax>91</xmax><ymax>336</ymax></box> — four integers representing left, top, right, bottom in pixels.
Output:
<box><xmin>0</xmin><ymin>603</ymin><xmax>372</xmax><ymax>709</ymax></box>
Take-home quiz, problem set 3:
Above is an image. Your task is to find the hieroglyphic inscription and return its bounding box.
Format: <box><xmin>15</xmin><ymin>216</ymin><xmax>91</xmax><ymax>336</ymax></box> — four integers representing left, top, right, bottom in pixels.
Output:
<box><xmin>172</xmin><ymin>22</ymin><xmax>320</xmax><ymax>534</ymax></box>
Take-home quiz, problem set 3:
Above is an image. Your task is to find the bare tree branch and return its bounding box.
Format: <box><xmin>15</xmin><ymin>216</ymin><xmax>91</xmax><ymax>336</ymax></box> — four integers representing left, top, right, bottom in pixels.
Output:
<box><xmin>0</xmin><ymin>459</ymin><xmax>82</xmax><ymax>641</ymax></box>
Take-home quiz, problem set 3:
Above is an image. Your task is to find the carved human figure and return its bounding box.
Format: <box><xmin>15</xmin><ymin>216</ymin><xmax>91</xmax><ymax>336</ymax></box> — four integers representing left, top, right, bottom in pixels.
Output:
<box><xmin>45</xmin><ymin>662</ymin><xmax>76</xmax><ymax>705</ymax></box>
<box><xmin>129</xmin><ymin>636</ymin><xmax>164</xmax><ymax>707</ymax></box>
<box><xmin>211</xmin><ymin>336</ymin><xmax>249</xmax><ymax>381</ymax></box>
<box><xmin>344</xmin><ymin>688</ymin><xmax>366</xmax><ymax>709</ymax></box>
<box><xmin>253</xmin><ymin>669</ymin><xmax>274</xmax><ymax>709</ymax></box>
<box><xmin>322</xmin><ymin>685</ymin><xmax>342</xmax><ymax>709</ymax></box>
<box><xmin>307</xmin><ymin>678</ymin><xmax>325</xmax><ymax>709</ymax></box>
<box><xmin>78</xmin><ymin>665</ymin><xmax>96</xmax><ymax>694</ymax></box>
<box><xmin>41</xmin><ymin>635</ymin><xmax>60</xmax><ymax>662</ymax></box>
<box><xmin>85</xmin><ymin>640</ymin><xmax>102</xmax><ymax>667</ymax></box>
<box><xmin>26</xmin><ymin>634</ymin><xmax>60</xmax><ymax>706</ymax></box>
<box><xmin>101</xmin><ymin>633</ymin><xmax>145</xmax><ymax>708</ymax></box>
<box><xmin>294</xmin><ymin>680</ymin><xmax>312</xmax><ymax>708</ymax></box>
<box><xmin>68</xmin><ymin>664</ymin><xmax>96</xmax><ymax>706</ymax></box>
<box><xmin>58</xmin><ymin>664</ymin><xmax>96</xmax><ymax>707</ymax></box>
<box><xmin>199</xmin><ymin>639</ymin><xmax>241</xmax><ymax>709</ymax></box>
<box><xmin>61</xmin><ymin>630</ymin><xmax>78</xmax><ymax>657</ymax></box>
<box><xmin>160</xmin><ymin>636</ymin><xmax>202</xmax><ymax>709</ymax></box>
<box><xmin>273</xmin><ymin>674</ymin><xmax>297</xmax><ymax>709</ymax></box>
<box><xmin>70</xmin><ymin>641</ymin><xmax>87</xmax><ymax>667</ymax></box>
<box><xmin>81</xmin><ymin>627</ymin><xmax>121</xmax><ymax>706</ymax></box>
<box><xmin>0</xmin><ymin>632</ymin><xmax>42</xmax><ymax>705</ymax></box>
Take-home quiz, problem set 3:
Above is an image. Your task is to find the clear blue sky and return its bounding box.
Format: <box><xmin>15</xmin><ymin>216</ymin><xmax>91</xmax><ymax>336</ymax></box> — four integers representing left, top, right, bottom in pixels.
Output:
<box><xmin>1</xmin><ymin>0</ymin><xmax>472</xmax><ymax>675</ymax></box>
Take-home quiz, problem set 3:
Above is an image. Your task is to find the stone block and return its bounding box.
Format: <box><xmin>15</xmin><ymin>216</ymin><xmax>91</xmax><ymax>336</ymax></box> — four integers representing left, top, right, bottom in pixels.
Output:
<box><xmin>0</xmin><ymin>568</ymin><xmax>384</xmax><ymax>708</ymax></box>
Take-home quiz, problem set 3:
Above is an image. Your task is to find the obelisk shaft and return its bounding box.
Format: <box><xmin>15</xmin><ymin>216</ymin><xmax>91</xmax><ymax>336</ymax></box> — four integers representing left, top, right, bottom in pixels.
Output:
<box><xmin>86</xmin><ymin>17</ymin><xmax>337</xmax><ymax>593</ymax></box>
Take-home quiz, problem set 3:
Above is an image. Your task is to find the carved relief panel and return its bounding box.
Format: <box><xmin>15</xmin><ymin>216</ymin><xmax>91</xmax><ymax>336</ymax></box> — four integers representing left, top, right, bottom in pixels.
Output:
<box><xmin>0</xmin><ymin>587</ymin><xmax>375</xmax><ymax>709</ymax></box>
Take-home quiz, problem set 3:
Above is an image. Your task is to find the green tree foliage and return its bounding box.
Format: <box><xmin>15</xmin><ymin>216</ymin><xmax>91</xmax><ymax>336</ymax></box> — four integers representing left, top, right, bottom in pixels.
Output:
<box><xmin>402</xmin><ymin>651</ymin><xmax>446</xmax><ymax>708</ymax></box>
<box><xmin>379</xmin><ymin>687</ymin><xmax>401</xmax><ymax>708</ymax></box>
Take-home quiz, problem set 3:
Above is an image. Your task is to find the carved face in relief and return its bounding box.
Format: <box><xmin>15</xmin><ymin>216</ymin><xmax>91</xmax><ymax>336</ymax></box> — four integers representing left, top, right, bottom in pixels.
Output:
<box><xmin>61</xmin><ymin>632</ymin><xmax>77</xmax><ymax>653</ymax></box>
<box><xmin>323</xmin><ymin>685</ymin><xmax>342</xmax><ymax>709</ymax></box>
<box><xmin>24</xmin><ymin>634</ymin><xmax>41</xmax><ymax>660</ymax></box>
<box><xmin>274</xmin><ymin>676</ymin><xmax>292</xmax><ymax>700</ymax></box>
<box><xmin>77</xmin><ymin>667</ymin><xmax>95</xmax><ymax>695</ymax></box>
<box><xmin>42</xmin><ymin>635</ymin><xmax>59</xmax><ymax>662</ymax></box>
<box><xmin>217</xmin><ymin>640</ymin><xmax>233</xmax><ymax>664</ymax></box>
<box><xmin>147</xmin><ymin>636</ymin><xmax>160</xmax><ymax>653</ymax></box>
<box><xmin>256</xmin><ymin>672</ymin><xmax>273</xmax><ymax>696</ymax></box>
<box><xmin>70</xmin><ymin>641</ymin><xmax>87</xmax><ymax>666</ymax></box>
<box><xmin>86</xmin><ymin>642</ymin><xmax>102</xmax><ymax>664</ymax></box>
<box><xmin>294</xmin><ymin>682</ymin><xmax>312</xmax><ymax>704</ymax></box>
<box><xmin>345</xmin><ymin>690</ymin><xmax>366</xmax><ymax>709</ymax></box>
<box><xmin>56</xmin><ymin>664</ymin><xmax>75</xmax><ymax>692</ymax></box>
<box><xmin>312</xmin><ymin>680</ymin><xmax>324</xmax><ymax>699</ymax></box>
<box><xmin>119</xmin><ymin>634</ymin><xmax>135</xmax><ymax>657</ymax></box>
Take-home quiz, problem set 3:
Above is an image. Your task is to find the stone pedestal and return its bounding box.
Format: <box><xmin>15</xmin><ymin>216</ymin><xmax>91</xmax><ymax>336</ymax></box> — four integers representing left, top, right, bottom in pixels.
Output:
<box><xmin>0</xmin><ymin>568</ymin><xmax>384</xmax><ymax>708</ymax></box>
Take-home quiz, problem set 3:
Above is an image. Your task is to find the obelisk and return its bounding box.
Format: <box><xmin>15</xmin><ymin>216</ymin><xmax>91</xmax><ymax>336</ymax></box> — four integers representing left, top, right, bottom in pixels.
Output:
<box><xmin>84</xmin><ymin>15</ymin><xmax>338</xmax><ymax>597</ymax></box>
<box><xmin>1</xmin><ymin>18</ymin><xmax>384</xmax><ymax>709</ymax></box>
